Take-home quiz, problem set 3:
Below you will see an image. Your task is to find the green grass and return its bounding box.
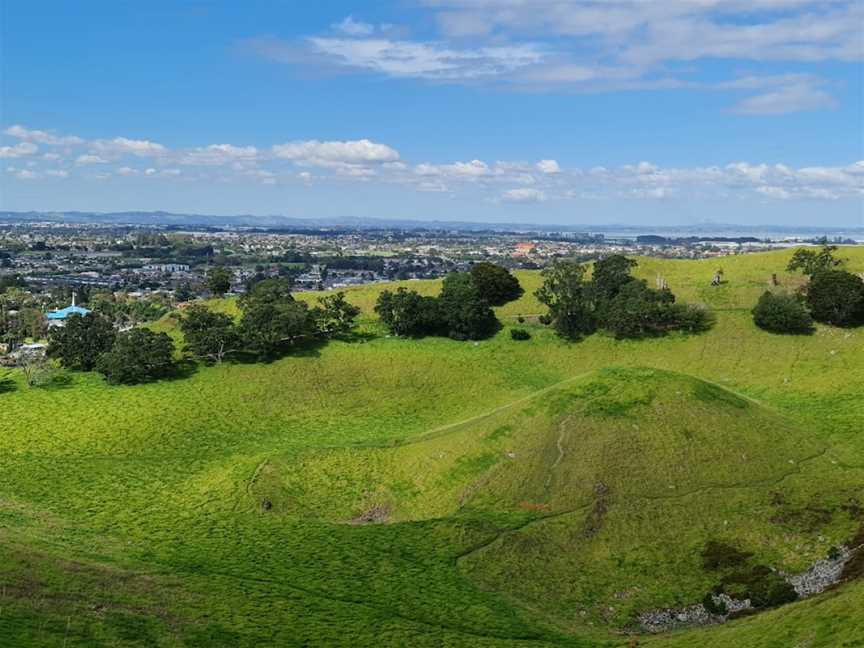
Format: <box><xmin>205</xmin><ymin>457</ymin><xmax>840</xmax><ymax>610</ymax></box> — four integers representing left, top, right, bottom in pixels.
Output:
<box><xmin>1</xmin><ymin>247</ymin><xmax>863</xmax><ymax>647</ymax></box>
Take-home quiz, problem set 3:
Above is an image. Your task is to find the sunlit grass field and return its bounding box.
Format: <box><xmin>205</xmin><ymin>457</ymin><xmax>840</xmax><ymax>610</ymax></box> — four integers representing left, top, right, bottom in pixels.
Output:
<box><xmin>1</xmin><ymin>247</ymin><xmax>863</xmax><ymax>647</ymax></box>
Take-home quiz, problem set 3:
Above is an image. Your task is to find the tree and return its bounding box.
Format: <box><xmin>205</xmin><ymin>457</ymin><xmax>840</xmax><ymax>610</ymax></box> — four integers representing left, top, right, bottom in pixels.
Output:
<box><xmin>174</xmin><ymin>282</ymin><xmax>195</xmax><ymax>302</ymax></box>
<box><xmin>310</xmin><ymin>292</ymin><xmax>361</xmax><ymax>339</ymax></box>
<box><xmin>47</xmin><ymin>313</ymin><xmax>116</xmax><ymax>371</ymax></box>
<box><xmin>438</xmin><ymin>272</ymin><xmax>498</xmax><ymax>340</ymax></box>
<box><xmin>535</xmin><ymin>261</ymin><xmax>596</xmax><ymax>340</ymax></box>
<box><xmin>375</xmin><ymin>288</ymin><xmax>442</xmax><ymax>337</ymax></box>
<box><xmin>96</xmin><ymin>329</ymin><xmax>175</xmax><ymax>384</ymax></box>
<box><xmin>752</xmin><ymin>291</ymin><xmax>814</xmax><ymax>334</ymax></box>
<box><xmin>601</xmin><ymin>280</ymin><xmax>710</xmax><ymax>339</ymax></box>
<box><xmin>601</xmin><ymin>280</ymin><xmax>675</xmax><ymax>339</ymax></box>
<box><xmin>207</xmin><ymin>266</ymin><xmax>233</xmax><ymax>296</ymax></box>
<box><xmin>180</xmin><ymin>304</ymin><xmax>238</xmax><ymax>363</ymax></box>
<box><xmin>787</xmin><ymin>245</ymin><xmax>842</xmax><ymax>276</ymax></box>
<box><xmin>239</xmin><ymin>301</ymin><xmax>312</xmax><ymax>359</ymax></box>
<box><xmin>16</xmin><ymin>308</ymin><xmax>47</xmax><ymax>341</ymax></box>
<box><xmin>806</xmin><ymin>270</ymin><xmax>864</xmax><ymax>327</ymax></box>
<box><xmin>238</xmin><ymin>277</ymin><xmax>294</xmax><ymax>308</ymax></box>
<box><xmin>469</xmin><ymin>262</ymin><xmax>524</xmax><ymax>306</ymax></box>
<box><xmin>590</xmin><ymin>255</ymin><xmax>638</xmax><ymax>303</ymax></box>
<box><xmin>238</xmin><ymin>278</ymin><xmax>312</xmax><ymax>358</ymax></box>
<box><xmin>17</xmin><ymin>350</ymin><xmax>54</xmax><ymax>388</ymax></box>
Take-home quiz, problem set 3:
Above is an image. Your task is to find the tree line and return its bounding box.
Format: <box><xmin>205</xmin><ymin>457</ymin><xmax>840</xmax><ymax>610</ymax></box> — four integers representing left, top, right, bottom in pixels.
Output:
<box><xmin>47</xmin><ymin>278</ymin><xmax>360</xmax><ymax>384</ymax></box>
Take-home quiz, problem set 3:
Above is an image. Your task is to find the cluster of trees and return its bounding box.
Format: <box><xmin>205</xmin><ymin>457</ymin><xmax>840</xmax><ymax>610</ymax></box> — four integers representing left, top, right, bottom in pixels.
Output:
<box><xmin>182</xmin><ymin>278</ymin><xmax>361</xmax><ymax>362</ymax></box>
<box><xmin>374</xmin><ymin>262</ymin><xmax>522</xmax><ymax>340</ymax></box>
<box><xmin>48</xmin><ymin>314</ymin><xmax>174</xmax><ymax>385</ymax></box>
<box><xmin>753</xmin><ymin>246</ymin><xmax>864</xmax><ymax>333</ymax></box>
<box><xmin>535</xmin><ymin>255</ymin><xmax>712</xmax><ymax>340</ymax></box>
<box><xmin>46</xmin><ymin>278</ymin><xmax>362</xmax><ymax>384</ymax></box>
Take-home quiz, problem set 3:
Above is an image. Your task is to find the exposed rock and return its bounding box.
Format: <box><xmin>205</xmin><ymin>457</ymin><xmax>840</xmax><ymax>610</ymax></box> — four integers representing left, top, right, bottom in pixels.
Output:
<box><xmin>783</xmin><ymin>544</ymin><xmax>859</xmax><ymax>597</ymax></box>
<box><xmin>638</xmin><ymin>594</ymin><xmax>751</xmax><ymax>633</ymax></box>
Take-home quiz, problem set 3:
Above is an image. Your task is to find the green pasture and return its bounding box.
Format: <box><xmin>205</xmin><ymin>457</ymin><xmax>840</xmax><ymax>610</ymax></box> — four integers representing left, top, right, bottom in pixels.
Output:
<box><xmin>1</xmin><ymin>247</ymin><xmax>863</xmax><ymax>647</ymax></box>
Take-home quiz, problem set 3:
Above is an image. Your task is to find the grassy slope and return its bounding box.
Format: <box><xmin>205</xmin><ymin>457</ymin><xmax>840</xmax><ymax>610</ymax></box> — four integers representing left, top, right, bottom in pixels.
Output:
<box><xmin>1</xmin><ymin>247</ymin><xmax>863</xmax><ymax>647</ymax></box>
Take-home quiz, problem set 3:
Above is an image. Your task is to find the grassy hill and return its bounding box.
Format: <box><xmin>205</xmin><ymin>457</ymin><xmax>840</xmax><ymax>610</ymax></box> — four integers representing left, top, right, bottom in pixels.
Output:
<box><xmin>1</xmin><ymin>247</ymin><xmax>863</xmax><ymax>646</ymax></box>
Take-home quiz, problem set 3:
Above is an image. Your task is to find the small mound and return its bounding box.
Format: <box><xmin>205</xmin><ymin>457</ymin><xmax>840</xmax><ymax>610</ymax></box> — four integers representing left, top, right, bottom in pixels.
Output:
<box><xmin>256</xmin><ymin>367</ymin><xmax>823</xmax><ymax>521</ymax></box>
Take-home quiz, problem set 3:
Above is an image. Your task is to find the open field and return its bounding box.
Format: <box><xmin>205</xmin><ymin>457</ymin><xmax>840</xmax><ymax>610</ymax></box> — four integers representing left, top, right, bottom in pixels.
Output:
<box><xmin>2</xmin><ymin>248</ymin><xmax>863</xmax><ymax>646</ymax></box>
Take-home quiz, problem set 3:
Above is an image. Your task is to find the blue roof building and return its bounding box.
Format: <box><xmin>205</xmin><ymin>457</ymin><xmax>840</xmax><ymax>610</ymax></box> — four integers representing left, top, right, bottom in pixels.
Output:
<box><xmin>47</xmin><ymin>304</ymin><xmax>92</xmax><ymax>320</ymax></box>
<box><xmin>47</xmin><ymin>294</ymin><xmax>91</xmax><ymax>325</ymax></box>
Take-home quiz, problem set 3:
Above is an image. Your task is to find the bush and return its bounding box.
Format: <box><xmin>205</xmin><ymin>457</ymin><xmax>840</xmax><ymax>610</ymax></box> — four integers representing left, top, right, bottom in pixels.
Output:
<box><xmin>510</xmin><ymin>328</ymin><xmax>531</xmax><ymax>340</ymax></box>
<box><xmin>806</xmin><ymin>270</ymin><xmax>864</xmax><ymax>327</ymax></box>
<box><xmin>752</xmin><ymin>291</ymin><xmax>813</xmax><ymax>334</ymax></box>
<box><xmin>702</xmin><ymin>593</ymin><xmax>728</xmax><ymax>615</ymax></box>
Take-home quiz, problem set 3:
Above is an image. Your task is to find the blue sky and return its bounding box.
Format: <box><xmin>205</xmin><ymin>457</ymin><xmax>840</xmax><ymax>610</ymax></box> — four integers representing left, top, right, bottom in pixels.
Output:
<box><xmin>1</xmin><ymin>0</ymin><xmax>862</xmax><ymax>226</ymax></box>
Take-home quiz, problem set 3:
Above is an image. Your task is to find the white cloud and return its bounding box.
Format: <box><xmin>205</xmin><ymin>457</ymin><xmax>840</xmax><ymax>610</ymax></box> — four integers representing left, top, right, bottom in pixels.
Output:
<box><xmin>536</xmin><ymin>159</ymin><xmax>561</xmax><ymax>174</ymax></box>
<box><xmin>7</xmin><ymin>167</ymin><xmax>39</xmax><ymax>180</ymax></box>
<box><xmin>731</xmin><ymin>79</ymin><xmax>836</xmax><ymax>114</ymax></box>
<box><xmin>94</xmin><ymin>137</ymin><xmax>166</xmax><ymax>157</ymax></box>
<box><xmin>44</xmin><ymin>169</ymin><xmax>69</xmax><ymax>178</ymax></box>
<box><xmin>306</xmin><ymin>37</ymin><xmax>545</xmax><ymax>80</ymax></box>
<box><xmin>242</xmin><ymin>1</ymin><xmax>858</xmax><ymax>112</ymax></box>
<box><xmin>76</xmin><ymin>154</ymin><xmax>109</xmax><ymax>165</ymax></box>
<box><xmin>0</xmin><ymin>142</ymin><xmax>38</xmax><ymax>158</ymax></box>
<box><xmin>4</xmin><ymin>124</ymin><xmax>83</xmax><ymax>146</ymax></box>
<box><xmin>181</xmin><ymin>143</ymin><xmax>259</xmax><ymax>165</ymax></box>
<box><xmin>272</xmin><ymin>138</ymin><xmax>400</xmax><ymax>167</ymax></box>
<box><xmin>502</xmin><ymin>187</ymin><xmax>546</xmax><ymax>203</ymax></box>
<box><xmin>333</xmin><ymin>16</ymin><xmax>375</xmax><ymax>36</ymax></box>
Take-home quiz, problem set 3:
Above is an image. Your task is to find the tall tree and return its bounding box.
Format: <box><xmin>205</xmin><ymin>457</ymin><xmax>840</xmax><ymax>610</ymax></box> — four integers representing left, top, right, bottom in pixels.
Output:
<box><xmin>535</xmin><ymin>261</ymin><xmax>596</xmax><ymax>340</ymax></box>
<box><xmin>180</xmin><ymin>304</ymin><xmax>238</xmax><ymax>363</ymax></box>
<box><xmin>310</xmin><ymin>292</ymin><xmax>361</xmax><ymax>339</ymax></box>
<box><xmin>469</xmin><ymin>262</ymin><xmax>524</xmax><ymax>306</ymax></box>
<box><xmin>590</xmin><ymin>255</ymin><xmax>638</xmax><ymax>302</ymax></box>
<box><xmin>438</xmin><ymin>272</ymin><xmax>498</xmax><ymax>340</ymax></box>
<box><xmin>238</xmin><ymin>278</ymin><xmax>311</xmax><ymax>358</ymax></box>
<box><xmin>96</xmin><ymin>329</ymin><xmax>175</xmax><ymax>384</ymax></box>
<box><xmin>48</xmin><ymin>313</ymin><xmax>115</xmax><ymax>371</ymax></box>
<box><xmin>787</xmin><ymin>245</ymin><xmax>842</xmax><ymax>276</ymax></box>
<box><xmin>207</xmin><ymin>266</ymin><xmax>233</xmax><ymax>297</ymax></box>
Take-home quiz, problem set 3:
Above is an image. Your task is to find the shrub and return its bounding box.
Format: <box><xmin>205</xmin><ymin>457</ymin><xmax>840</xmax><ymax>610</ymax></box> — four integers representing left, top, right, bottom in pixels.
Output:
<box><xmin>752</xmin><ymin>291</ymin><xmax>813</xmax><ymax>334</ymax></box>
<box><xmin>510</xmin><ymin>328</ymin><xmax>531</xmax><ymax>341</ymax></box>
<box><xmin>702</xmin><ymin>593</ymin><xmax>728</xmax><ymax>615</ymax></box>
<box><xmin>721</xmin><ymin>565</ymin><xmax>798</xmax><ymax>608</ymax></box>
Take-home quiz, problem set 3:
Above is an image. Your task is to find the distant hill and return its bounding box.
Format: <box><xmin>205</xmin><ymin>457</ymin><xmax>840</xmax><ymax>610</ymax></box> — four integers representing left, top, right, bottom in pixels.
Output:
<box><xmin>2</xmin><ymin>209</ymin><xmax>863</xmax><ymax>238</ymax></box>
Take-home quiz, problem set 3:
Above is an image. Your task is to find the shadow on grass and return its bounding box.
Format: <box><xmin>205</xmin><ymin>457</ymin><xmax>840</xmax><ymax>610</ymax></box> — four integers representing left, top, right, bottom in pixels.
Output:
<box><xmin>0</xmin><ymin>375</ymin><xmax>17</xmax><ymax>393</ymax></box>
<box><xmin>39</xmin><ymin>371</ymin><xmax>75</xmax><ymax>390</ymax></box>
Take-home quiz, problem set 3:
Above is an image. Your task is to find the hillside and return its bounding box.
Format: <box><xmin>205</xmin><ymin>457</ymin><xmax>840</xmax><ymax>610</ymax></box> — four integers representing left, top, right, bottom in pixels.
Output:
<box><xmin>1</xmin><ymin>248</ymin><xmax>863</xmax><ymax>647</ymax></box>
